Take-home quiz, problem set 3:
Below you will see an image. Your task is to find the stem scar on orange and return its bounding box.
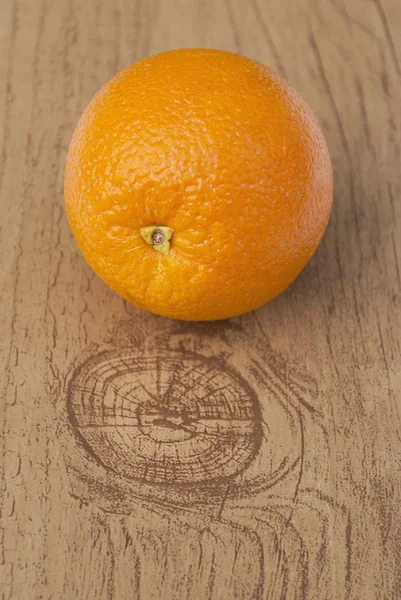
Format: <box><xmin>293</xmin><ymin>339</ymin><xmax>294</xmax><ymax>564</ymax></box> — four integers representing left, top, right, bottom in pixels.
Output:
<box><xmin>64</xmin><ymin>49</ymin><xmax>333</xmax><ymax>321</ymax></box>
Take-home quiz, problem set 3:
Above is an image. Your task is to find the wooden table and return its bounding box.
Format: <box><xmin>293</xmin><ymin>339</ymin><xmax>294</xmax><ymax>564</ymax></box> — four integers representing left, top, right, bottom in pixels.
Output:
<box><xmin>1</xmin><ymin>1</ymin><xmax>400</xmax><ymax>598</ymax></box>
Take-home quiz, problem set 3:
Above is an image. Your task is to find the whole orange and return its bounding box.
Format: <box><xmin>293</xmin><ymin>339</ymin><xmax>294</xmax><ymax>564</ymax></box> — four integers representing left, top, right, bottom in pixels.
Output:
<box><xmin>64</xmin><ymin>49</ymin><xmax>333</xmax><ymax>321</ymax></box>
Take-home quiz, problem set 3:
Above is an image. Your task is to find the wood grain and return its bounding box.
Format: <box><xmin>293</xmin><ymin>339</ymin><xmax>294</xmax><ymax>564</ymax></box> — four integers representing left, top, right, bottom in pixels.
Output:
<box><xmin>1</xmin><ymin>0</ymin><xmax>401</xmax><ymax>598</ymax></box>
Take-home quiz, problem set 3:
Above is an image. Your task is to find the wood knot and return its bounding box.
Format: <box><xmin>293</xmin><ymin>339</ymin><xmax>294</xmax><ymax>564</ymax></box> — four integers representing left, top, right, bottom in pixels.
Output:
<box><xmin>67</xmin><ymin>350</ymin><xmax>262</xmax><ymax>486</ymax></box>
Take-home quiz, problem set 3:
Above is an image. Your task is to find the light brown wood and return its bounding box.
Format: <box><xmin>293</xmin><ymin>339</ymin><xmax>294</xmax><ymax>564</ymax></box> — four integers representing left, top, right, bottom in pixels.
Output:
<box><xmin>1</xmin><ymin>0</ymin><xmax>401</xmax><ymax>598</ymax></box>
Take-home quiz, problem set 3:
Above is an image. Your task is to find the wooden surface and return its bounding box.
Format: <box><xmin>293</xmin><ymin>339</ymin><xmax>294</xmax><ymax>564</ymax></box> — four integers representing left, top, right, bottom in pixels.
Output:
<box><xmin>1</xmin><ymin>0</ymin><xmax>401</xmax><ymax>598</ymax></box>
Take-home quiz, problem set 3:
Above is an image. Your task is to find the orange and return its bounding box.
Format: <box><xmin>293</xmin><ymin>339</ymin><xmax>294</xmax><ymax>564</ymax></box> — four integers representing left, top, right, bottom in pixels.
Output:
<box><xmin>64</xmin><ymin>49</ymin><xmax>333</xmax><ymax>321</ymax></box>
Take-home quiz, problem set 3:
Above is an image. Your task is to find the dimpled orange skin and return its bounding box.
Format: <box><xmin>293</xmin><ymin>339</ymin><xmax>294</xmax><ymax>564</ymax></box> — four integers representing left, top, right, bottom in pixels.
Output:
<box><xmin>64</xmin><ymin>49</ymin><xmax>333</xmax><ymax>321</ymax></box>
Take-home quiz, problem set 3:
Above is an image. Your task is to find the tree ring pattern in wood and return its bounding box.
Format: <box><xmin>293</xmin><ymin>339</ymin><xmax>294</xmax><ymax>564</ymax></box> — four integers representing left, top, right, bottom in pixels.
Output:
<box><xmin>67</xmin><ymin>351</ymin><xmax>262</xmax><ymax>486</ymax></box>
